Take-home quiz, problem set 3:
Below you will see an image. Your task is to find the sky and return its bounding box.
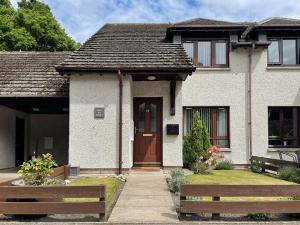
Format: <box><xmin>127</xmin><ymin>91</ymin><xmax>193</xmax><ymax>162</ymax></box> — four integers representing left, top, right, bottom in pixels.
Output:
<box><xmin>10</xmin><ymin>0</ymin><xmax>300</xmax><ymax>43</ymax></box>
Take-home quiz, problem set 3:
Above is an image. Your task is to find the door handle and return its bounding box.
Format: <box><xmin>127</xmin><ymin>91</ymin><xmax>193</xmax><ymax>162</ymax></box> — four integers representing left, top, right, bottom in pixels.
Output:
<box><xmin>134</xmin><ymin>126</ymin><xmax>139</xmax><ymax>134</ymax></box>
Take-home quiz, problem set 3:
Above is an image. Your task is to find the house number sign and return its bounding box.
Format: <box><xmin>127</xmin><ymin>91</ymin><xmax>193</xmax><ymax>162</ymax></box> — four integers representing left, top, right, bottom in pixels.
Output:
<box><xmin>94</xmin><ymin>107</ymin><xmax>105</xmax><ymax>119</ymax></box>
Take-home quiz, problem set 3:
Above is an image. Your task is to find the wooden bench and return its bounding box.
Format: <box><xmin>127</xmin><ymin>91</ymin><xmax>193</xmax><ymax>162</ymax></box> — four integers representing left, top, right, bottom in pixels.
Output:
<box><xmin>0</xmin><ymin>185</ymin><xmax>105</xmax><ymax>221</ymax></box>
<box><xmin>180</xmin><ymin>184</ymin><xmax>300</xmax><ymax>219</ymax></box>
<box><xmin>251</xmin><ymin>156</ymin><xmax>300</xmax><ymax>173</ymax></box>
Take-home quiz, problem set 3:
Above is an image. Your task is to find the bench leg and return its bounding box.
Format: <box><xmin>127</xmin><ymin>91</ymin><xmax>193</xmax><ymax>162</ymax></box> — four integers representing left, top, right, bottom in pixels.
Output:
<box><xmin>212</xmin><ymin>196</ymin><xmax>220</xmax><ymax>220</ymax></box>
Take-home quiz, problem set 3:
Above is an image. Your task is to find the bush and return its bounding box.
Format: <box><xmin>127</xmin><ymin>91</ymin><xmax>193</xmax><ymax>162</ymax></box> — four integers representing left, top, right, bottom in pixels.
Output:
<box><xmin>247</xmin><ymin>213</ymin><xmax>270</xmax><ymax>221</ymax></box>
<box><xmin>191</xmin><ymin>162</ymin><xmax>209</xmax><ymax>174</ymax></box>
<box><xmin>215</xmin><ymin>160</ymin><xmax>234</xmax><ymax>170</ymax></box>
<box><xmin>183</xmin><ymin>111</ymin><xmax>211</xmax><ymax>168</ymax></box>
<box><xmin>167</xmin><ymin>169</ymin><xmax>186</xmax><ymax>193</ymax></box>
<box><xmin>250</xmin><ymin>161</ymin><xmax>263</xmax><ymax>173</ymax></box>
<box><xmin>278</xmin><ymin>167</ymin><xmax>300</xmax><ymax>183</ymax></box>
<box><xmin>18</xmin><ymin>153</ymin><xmax>58</xmax><ymax>186</ymax></box>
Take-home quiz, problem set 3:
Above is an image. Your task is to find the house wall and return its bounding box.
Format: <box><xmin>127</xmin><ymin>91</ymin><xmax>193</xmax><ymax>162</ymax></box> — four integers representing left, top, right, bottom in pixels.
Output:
<box><xmin>132</xmin><ymin>81</ymin><xmax>183</xmax><ymax>167</ymax></box>
<box><xmin>251</xmin><ymin>49</ymin><xmax>300</xmax><ymax>160</ymax></box>
<box><xmin>182</xmin><ymin>47</ymin><xmax>300</xmax><ymax>164</ymax></box>
<box><xmin>182</xmin><ymin>48</ymin><xmax>250</xmax><ymax>165</ymax></box>
<box><xmin>29</xmin><ymin>114</ymin><xmax>69</xmax><ymax>166</ymax></box>
<box><xmin>0</xmin><ymin>106</ymin><xmax>28</xmax><ymax>169</ymax></box>
<box><xmin>69</xmin><ymin>74</ymin><xmax>132</xmax><ymax>170</ymax></box>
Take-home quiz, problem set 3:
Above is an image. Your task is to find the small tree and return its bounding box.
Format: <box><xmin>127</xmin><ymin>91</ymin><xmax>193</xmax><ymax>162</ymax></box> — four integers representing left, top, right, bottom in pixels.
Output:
<box><xmin>183</xmin><ymin>111</ymin><xmax>211</xmax><ymax>168</ymax></box>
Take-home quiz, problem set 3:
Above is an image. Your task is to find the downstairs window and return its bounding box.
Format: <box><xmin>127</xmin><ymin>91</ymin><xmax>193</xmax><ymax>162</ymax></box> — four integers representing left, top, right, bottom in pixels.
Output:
<box><xmin>183</xmin><ymin>107</ymin><xmax>230</xmax><ymax>148</ymax></box>
<box><xmin>268</xmin><ymin>107</ymin><xmax>300</xmax><ymax>147</ymax></box>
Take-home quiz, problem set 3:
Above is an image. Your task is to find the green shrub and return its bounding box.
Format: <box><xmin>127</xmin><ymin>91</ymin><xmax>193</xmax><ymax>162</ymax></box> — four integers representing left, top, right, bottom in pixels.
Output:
<box><xmin>18</xmin><ymin>153</ymin><xmax>58</xmax><ymax>185</ymax></box>
<box><xmin>191</xmin><ymin>162</ymin><xmax>209</xmax><ymax>174</ymax></box>
<box><xmin>278</xmin><ymin>166</ymin><xmax>300</xmax><ymax>183</ymax></box>
<box><xmin>215</xmin><ymin>160</ymin><xmax>234</xmax><ymax>170</ymax></box>
<box><xmin>247</xmin><ymin>213</ymin><xmax>270</xmax><ymax>221</ymax></box>
<box><xmin>42</xmin><ymin>177</ymin><xmax>65</xmax><ymax>186</ymax></box>
<box><xmin>250</xmin><ymin>160</ymin><xmax>263</xmax><ymax>173</ymax></box>
<box><xmin>183</xmin><ymin>111</ymin><xmax>211</xmax><ymax>168</ymax></box>
<box><xmin>167</xmin><ymin>169</ymin><xmax>186</xmax><ymax>193</ymax></box>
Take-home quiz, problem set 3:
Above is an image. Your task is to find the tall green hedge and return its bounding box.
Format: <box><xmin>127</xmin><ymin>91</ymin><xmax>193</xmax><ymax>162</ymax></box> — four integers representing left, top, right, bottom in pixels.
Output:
<box><xmin>183</xmin><ymin>111</ymin><xmax>211</xmax><ymax>168</ymax></box>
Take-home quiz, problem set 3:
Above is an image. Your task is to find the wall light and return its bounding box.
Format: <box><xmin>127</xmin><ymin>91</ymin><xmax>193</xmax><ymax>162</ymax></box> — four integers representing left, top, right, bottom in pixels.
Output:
<box><xmin>147</xmin><ymin>75</ymin><xmax>156</xmax><ymax>81</ymax></box>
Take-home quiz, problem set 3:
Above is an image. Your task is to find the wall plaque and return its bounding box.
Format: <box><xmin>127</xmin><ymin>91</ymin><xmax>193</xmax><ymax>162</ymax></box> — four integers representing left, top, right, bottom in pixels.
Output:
<box><xmin>94</xmin><ymin>107</ymin><xmax>105</xmax><ymax>119</ymax></box>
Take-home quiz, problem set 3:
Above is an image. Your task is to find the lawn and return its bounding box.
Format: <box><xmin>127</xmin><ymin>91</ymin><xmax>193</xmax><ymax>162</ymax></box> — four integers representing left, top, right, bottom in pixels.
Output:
<box><xmin>186</xmin><ymin>170</ymin><xmax>295</xmax><ymax>201</ymax></box>
<box><xmin>64</xmin><ymin>176</ymin><xmax>121</xmax><ymax>203</ymax></box>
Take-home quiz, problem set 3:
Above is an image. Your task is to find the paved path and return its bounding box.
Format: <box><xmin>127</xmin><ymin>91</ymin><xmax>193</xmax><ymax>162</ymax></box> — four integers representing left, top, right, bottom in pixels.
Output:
<box><xmin>108</xmin><ymin>171</ymin><xmax>179</xmax><ymax>223</ymax></box>
<box><xmin>0</xmin><ymin>168</ymin><xmax>19</xmax><ymax>184</ymax></box>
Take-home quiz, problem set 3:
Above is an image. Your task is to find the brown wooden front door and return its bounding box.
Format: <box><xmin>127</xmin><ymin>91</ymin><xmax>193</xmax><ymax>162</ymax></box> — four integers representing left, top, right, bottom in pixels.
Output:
<box><xmin>133</xmin><ymin>97</ymin><xmax>162</xmax><ymax>166</ymax></box>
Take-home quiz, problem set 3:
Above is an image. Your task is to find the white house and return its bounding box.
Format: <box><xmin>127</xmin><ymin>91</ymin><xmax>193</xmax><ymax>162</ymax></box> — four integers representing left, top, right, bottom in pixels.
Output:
<box><xmin>1</xmin><ymin>17</ymin><xmax>300</xmax><ymax>173</ymax></box>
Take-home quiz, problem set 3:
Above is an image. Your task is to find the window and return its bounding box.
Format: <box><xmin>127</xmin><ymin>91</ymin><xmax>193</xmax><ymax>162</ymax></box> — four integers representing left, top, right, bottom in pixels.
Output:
<box><xmin>268</xmin><ymin>39</ymin><xmax>298</xmax><ymax>65</ymax></box>
<box><xmin>182</xmin><ymin>40</ymin><xmax>228</xmax><ymax>68</ymax></box>
<box><xmin>183</xmin><ymin>107</ymin><xmax>230</xmax><ymax>147</ymax></box>
<box><xmin>268</xmin><ymin>107</ymin><xmax>300</xmax><ymax>147</ymax></box>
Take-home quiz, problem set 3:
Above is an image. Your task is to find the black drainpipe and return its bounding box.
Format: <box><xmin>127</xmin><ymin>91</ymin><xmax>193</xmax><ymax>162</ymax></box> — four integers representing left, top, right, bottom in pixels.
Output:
<box><xmin>117</xmin><ymin>70</ymin><xmax>123</xmax><ymax>175</ymax></box>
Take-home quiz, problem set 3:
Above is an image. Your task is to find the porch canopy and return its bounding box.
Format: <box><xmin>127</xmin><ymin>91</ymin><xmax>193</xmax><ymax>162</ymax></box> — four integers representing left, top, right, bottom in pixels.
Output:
<box><xmin>56</xmin><ymin>23</ymin><xmax>195</xmax><ymax>80</ymax></box>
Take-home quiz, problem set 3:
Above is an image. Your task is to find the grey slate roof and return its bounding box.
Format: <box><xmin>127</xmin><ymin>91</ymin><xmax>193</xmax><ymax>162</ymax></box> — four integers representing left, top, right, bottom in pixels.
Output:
<box><xmin>0</xmin><ymin>52</ymin><xmax>70</xmax><ymax>97</ymax></box>
<box><xmin>56</xmin><ymin>24</ymin><xmax>194</xmax><ymax>73</ymax></box>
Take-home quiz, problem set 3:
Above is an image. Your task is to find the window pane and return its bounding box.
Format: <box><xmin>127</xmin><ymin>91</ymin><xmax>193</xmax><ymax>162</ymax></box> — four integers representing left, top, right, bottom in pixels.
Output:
<box><xmin>217</xmin><ymin>108</ymin><xmax>228</xmax><ymax>137</ymax></box>
<box><xmin>283</xmin><ymin>39</ymin><xmax>296</xmax><ymax>65</ymax></box>
<box><xmin>183</xmin><ymin>42</ymin><xmax>194</xmax><ymax>63</ymax></box>
<box><xmin>268</xmin><ymin>40</ymin><xmax>280</xmax><ymax>64</ymax></box>
<box><xmin>199</xmin><ymin>108</ymin><xmax>212</xmax><ymax>137</ymax></box>
<box><xmin>138</xmin><ymin>103</ymin><xmax>145</xmax><ymax>132</ymax></box>
<box><xmin>282</xmin><ymin>108</ymin><xmax>298</xmax><ymax>146</ymax></box>
<box><xmin>150</xmin><ymin>103</ymin><xmax>157</xmax><ymax>132</ymax></box>
<box><xmin>268</xmin><ymin>108</ymin><xmax>280</xmax><ymax>138</ymax></box>
<box><xmin>198</xmin><ymin>41</ymin><xmax>211</xmax><ymax>66</ymax></box>
<box><xmin>183</xmin><ymin>108</ymin><xmax>193</xmax><ymax>136</ymax></box>
<box><xmin>215</xmin><ymin>42</ymin><xmax>227</xmax><ymax>65</ymax></box>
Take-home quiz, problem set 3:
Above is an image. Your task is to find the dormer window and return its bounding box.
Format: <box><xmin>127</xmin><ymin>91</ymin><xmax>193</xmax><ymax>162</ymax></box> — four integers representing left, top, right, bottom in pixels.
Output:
<box><xmin>268</xmin><ymin>39</ymin><xmax>297</xmax><ymax>65</ymax></box>
<box><xmin>183</xmin><ymin>40</ymin><xmax>229</xmax><ymax>68</ymax></box>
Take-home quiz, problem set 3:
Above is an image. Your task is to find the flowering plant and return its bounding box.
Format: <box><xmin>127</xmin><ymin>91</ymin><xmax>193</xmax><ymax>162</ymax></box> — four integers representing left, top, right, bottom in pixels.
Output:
<box><xmin>206</xmin><ymin>146</ymin><xmax>225</xmax><ymax>167</ymax></box>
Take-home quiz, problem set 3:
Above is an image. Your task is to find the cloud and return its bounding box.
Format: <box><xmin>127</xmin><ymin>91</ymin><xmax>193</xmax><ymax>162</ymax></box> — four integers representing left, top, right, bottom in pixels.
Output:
<box><xmin>9</xmin><ymin>0</ymin><xmax>300</xmax><ymax>43</ymax></box>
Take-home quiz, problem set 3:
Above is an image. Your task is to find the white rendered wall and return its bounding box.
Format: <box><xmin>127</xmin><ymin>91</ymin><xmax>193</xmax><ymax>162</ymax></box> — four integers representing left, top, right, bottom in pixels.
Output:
<box><xmin>29</xmin><ymin>114</ymin><xmax>69</xmax><ymax>166</ymax></box>
<box><xmin>69</xmin><ymin>74</ymin><xmax>132</xmax><ymax>169</ymax></box>
<box><xmin>0</xmin><ymin>106</ymin><xmax>28</xmax><ymax>169</ymax></box>
<box><xmin>182</xmin><ymin>49</ymin><xmax>250</xmax><ymax>165</ymax></box>
<box><xmin>132</xmin><ymin>81</ymin><xmax>183</xmax><ymax>167</ymax></box>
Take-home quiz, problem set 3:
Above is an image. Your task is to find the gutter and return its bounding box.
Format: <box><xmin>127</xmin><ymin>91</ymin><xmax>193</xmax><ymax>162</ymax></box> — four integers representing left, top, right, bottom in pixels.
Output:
<box><xmin>117</xmin><ymin>70</ymin><xmax>123</xmax><ymax>175</ymax></box>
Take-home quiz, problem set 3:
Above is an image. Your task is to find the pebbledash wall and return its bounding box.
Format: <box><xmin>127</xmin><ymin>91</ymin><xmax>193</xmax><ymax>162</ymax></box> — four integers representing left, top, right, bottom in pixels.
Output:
<box><xmin>182</xmin><ymin>47</ymin><xmax>300</xmax><ymax>165</ymax></box>
<box><xmin>69</xmin><ymin>74</ymin><xmax>183</xmax><ymax>170</ymax></box>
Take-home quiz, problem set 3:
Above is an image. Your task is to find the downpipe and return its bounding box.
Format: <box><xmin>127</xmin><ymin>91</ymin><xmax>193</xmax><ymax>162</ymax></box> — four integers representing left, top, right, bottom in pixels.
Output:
<box><xmin>117</xmin><ymin>70</ymin><xmax>123</xmax><ymax>175</ymax></box>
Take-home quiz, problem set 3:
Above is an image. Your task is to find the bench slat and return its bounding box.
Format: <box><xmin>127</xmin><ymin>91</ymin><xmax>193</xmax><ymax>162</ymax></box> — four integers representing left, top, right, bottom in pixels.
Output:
<box><xmin>181</xmin><ymin>200</ymin><xmax>300</xmax><ymax>214</ymax></box>
<box><xmin>0</xmin><ymin>186</ymin><xmax>105</xmax><ymax>198</ymax></box>
<box><xmin>181</xmin><ymin>185</ymin><xmax>300</xmax><ymax>197</ymax></box>
<box><xmin>0</xmin><ymin>202</ymin><xmax>105</xmax><ymax>214</ymax></box>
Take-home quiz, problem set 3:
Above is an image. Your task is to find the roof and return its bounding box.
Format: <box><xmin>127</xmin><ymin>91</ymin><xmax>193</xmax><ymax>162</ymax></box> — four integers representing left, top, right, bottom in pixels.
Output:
<box><xmin>258</xmin><ymin>17</ymin><xmax>300</xmax><ymax>26</ymax></box>
<box><xmin>56</xmin><ymin>23</ymin><xmax>194</xmax><ymax>73</ymax></box>
<box><xmin>171</xmin><ymin>18</ymin><xmax>245</xmax><ymax>27</ymax></box>
<box><xmin>0</xmin><ymin>52</ymin><xmax>70</xmax><ymax>97</ymax></box>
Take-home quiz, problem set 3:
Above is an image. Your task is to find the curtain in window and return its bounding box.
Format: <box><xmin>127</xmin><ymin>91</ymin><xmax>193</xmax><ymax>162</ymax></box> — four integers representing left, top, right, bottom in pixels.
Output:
<box><xmin>216</xmin><ymin>109</ymin><xmax>228</xmax><ymax>146</ymax></box>
<box><xmin>282</xmin><ymin>39</ymin><xmax>296</xmax><ymax>65</ymax></box>
<box><xmin>268</xmin><ymin>41</ymin><xmax>280</xmax><ymax>64</ymax></box>
<box><xmin>183</xmin><ymin>42</ymin><xmax>194</xmax><ymax>63</ymax></box>
<box><xmin>199</xmin><ymin>108</ymin><xmax>212</xmax><ymax>136</ymax></box>
<box><xmin>215</xmin><ymin>42</ymin><xmax>226</xmax><ymax>65</ymax></box>
<box><xmin>198</xmin><ymin>41</ymin><xmax>211</xmax><ymax>66</ymax></box>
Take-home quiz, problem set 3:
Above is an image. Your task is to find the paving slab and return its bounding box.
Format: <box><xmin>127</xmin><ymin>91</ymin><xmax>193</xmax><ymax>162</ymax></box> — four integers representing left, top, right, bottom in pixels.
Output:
<box><xmin>108</xmin><ymin>171</ymin><xmax>179</xmax><ymax>223</ymax></box>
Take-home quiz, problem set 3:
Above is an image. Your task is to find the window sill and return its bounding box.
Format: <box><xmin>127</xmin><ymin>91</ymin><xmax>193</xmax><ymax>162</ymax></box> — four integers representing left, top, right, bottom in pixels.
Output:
<box><xmin>196</xmin><ymin>67</ymin><xmax>231</xmax><ymax>71</ymax></box>
<box><xmin>266</xmin><ymin>66</ymin><xmax>300</xmax><ymax>71</ymax></box>
<box><xmin>267</xmin><ymin>148</ymin><xmax>300</xmax><ymax>152</ymax></box>
<box><xmin>220</xmin><ymin>148</ymin><xmax>231</xmax><ymax>152</ymax></box>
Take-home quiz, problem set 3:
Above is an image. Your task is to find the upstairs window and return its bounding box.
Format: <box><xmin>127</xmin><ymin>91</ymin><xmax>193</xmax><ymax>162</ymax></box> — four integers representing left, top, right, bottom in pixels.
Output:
<box><xmin>183</xmin><ymin>40</ymin><xmax>229</xmax><ymax>68</ymax></box>
<box><xmin>268</xmin><ymin>39</ymin><xmax>298</xmax><ymax>65</ymax></box>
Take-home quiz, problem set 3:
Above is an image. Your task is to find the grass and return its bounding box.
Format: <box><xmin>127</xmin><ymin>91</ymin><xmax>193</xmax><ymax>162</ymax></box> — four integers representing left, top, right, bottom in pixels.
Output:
<box><xmin>64</xmin><ymin>176</ymin><xmax>120</xmax><ymax>203</ymax></box>
<box><xmin>186</xmin><ymin>170</ymin><xmax>295</xmax><ymax>201</ymax></box>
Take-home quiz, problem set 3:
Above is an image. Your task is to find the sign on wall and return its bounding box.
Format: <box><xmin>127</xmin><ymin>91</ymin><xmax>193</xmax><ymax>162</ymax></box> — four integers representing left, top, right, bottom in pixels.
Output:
<box><xmin>94</xmin><ymin>107</ymin><xmax>105</xmax><ymax>119</ymax></box>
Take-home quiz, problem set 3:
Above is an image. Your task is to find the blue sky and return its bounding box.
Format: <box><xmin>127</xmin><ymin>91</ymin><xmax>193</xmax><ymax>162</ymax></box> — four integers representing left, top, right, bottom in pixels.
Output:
<box><xmin>10</xmin><ymin>0</ymin><xmax>300</xmax><ymax>43</ymax></box>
